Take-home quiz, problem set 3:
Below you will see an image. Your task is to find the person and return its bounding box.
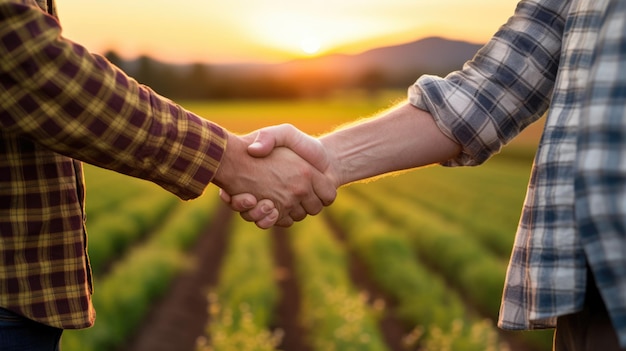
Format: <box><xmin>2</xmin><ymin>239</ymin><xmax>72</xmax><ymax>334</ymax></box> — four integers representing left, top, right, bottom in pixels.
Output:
<box><xmin>0</xmin><ymin>0</ymin><xmax>335</xmax><ymax>350</ymax></box>
<box><xmin>223</xmin><ymin>0</ymin><xmax>626</xmax><ymax>349</ymax></box>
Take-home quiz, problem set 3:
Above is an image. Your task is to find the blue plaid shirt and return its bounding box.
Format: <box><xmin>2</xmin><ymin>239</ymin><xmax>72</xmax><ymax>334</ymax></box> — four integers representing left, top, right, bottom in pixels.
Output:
<box><xmin>409</xmin><ymin>0</ymin><xmax>626</xmax><ymax>346</ymax></box>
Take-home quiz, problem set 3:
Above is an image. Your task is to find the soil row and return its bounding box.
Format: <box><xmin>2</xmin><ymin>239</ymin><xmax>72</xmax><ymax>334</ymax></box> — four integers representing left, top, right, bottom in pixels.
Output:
<box><xmin>118</xmin><ymin>204</ymin><xmax>233</xmax><ymax>351</ymax></box>
<box><xmin>119</xmin><ymin>205</ymin><xmax>408</xmax><ymax>351</ymax></box>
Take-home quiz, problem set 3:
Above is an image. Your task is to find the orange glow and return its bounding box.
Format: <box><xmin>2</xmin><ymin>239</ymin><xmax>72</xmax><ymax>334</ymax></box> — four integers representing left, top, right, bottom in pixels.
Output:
<box><xmin>57</xmin><ymin>0</ymin><xmax>520</xmax><ymax>64</ymax></box>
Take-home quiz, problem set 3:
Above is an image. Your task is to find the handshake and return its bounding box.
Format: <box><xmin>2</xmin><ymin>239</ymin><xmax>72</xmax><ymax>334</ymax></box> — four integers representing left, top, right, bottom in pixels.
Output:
<box><xmin>212</xmin><ymin>103</ymin><xmax>462</xmax><ymax>229</ymax></box>
<box><xmin>213</xmin><ymin>123</ymin><xmax>340</xmax><ymax>229</ymax></box>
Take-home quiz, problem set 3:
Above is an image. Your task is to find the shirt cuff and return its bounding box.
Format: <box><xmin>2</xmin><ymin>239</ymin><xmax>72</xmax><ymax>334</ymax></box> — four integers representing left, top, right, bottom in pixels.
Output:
<box><xmin>408</xmin><ymin>75</ymin><xmax>502</xmax><ymax>167</ymax></box>
<box><xmin>159</xmin><ymin>112</ymin><xmax>227</xmax><ymax>200</ymax></box>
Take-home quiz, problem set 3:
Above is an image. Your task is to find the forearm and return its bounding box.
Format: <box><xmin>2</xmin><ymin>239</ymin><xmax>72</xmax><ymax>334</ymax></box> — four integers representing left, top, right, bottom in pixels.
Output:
<box><xmin>320</xmin><ymin>102</ymin><xmax>461</xmax><ymax>186</ymax></box>
<box><xmin>409</xmin><ymin>0</ymin><xmax>565</xmax><ymax>167</ymax></box>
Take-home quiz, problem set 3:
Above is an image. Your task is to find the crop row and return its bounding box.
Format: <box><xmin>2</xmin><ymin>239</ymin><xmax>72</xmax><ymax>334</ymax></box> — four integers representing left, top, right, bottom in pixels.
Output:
<box><xmin>344</xmin><ymin>167</ymin><xmax>553</xmax><ymax>349</ymax></box>
<box><xmin>62</xmin><ymin>193</ymin><xmax>220</xmax><ymax>351</ymax></box>
<box><xmin>290</xmin><ymin>216</ymin><xmax>388</xmax><ymax>351</ymax></box>
<box><xmin>87</xmin><ymin>191</ymin><xmax>178</xmax><ymax>276</ymax></box>
<box><xmin>367</xmin><ymin>160</ymin><xmax>530</xmax><ymax>259</ymax></box>
<box><xmin>194</xmin><ymin>189</ymin><xmax>514</xmax><ymax>350</ymax></box>
<box><xmin>327</xmin><ymin>191</ymin><xmax>508</xmax><ymax>351</ymax></box>
<box><xmin>197</xmin><ymin>217</ymin><xmax>280</xmax><ymax>351</ymax></box>
<box><xmin>197</xmin><ymin>214</ymin><xmax>390</xmax><ymax>351</ymax></box>
<box><xmin>348</xmin><ymin>184</ymin><xmax>509</xmax><ymax>319</ymax></box>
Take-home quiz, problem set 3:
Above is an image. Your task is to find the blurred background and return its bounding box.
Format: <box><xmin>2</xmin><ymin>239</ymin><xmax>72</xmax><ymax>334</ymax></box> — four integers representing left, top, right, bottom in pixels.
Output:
<box><xmin>57</xmin><ymin>0</ymin><xmax>519</xmax><ymax>104</ymax></box>
<box><xmin>54</xmin><ymin>1</ymin><xmax>555</xmax><ymax>351</ymax></box>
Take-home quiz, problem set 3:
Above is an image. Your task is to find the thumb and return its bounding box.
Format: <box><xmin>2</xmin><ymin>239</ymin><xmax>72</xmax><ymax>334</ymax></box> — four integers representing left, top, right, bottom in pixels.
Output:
<box><xmin>247</xmin><ymin>124</ymin><xmax>330</xmax><ymax>172</ymax></box>
<box><xmin>247</xmin><ymin>129</ymin><xmax>278</xmax><ymax>157</ymax></box>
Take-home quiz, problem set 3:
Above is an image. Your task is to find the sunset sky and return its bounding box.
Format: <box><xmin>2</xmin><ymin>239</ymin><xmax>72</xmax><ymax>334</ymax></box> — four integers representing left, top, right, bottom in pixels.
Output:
<box><xmin>57</xmin><ymin>0</ymin><xmax>521</xmax><ymax>64</ymax></box>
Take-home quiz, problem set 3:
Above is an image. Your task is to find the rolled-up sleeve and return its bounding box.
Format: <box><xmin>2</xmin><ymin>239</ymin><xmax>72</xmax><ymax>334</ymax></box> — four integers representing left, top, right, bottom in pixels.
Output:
<box><xmin>0</xmin><ymin>0</ymin><xmax>226</xmax><ymax>199</ymax></box>
<box><xmin>409</xmin><ymin>0</ymin><xmax>568</xmax><ymax>166</ymax></box>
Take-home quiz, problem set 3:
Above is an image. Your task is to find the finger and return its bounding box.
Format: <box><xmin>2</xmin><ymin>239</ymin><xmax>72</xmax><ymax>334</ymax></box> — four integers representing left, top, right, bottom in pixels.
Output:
<box><xmin>244</xmin><ymin>199</ymin><xmax>277</xmax><ymax>221</ymax></box>
<box><xmin>255</xmin><ymin>208</ymin><xmax>279</xmax><ymax>229</ymax></box>
<box><xmin>311</xmin><ymin>172</ymin><xmax>338</xmax><ymax>207</ymax></box>
<box><xmin>248</xmin><ymin>124</ymin><xmax>330</xmax><ymax>172</ymax></box>
<box><xmin>290</xmin><ymin>214</ymin><xmax>307</xmax><ymax>222</ymax></box>
<box><xmin>275</xmin><ymin>216</ymin><xmax>294</xmax><ymax>228</ymax></box>
<box><xmin>227</xmin><ymin>193</ymin><xmax>258</xmax><ymax>212</ymax></box>
<box><xmin>218</xmin><ymin>189</ymin><xmax>232</xmax><ymax>203</ymax></box>
<box><xmin>289</xmin><ymin>205</ymin><xmax>308</xmax><ymax>222</ymax></box>
<box><xmin>240</xmin><ymin>199</ymin><xmax>276</xmax><ymax>223</ymax></box>
<box><xmin>300</xmin><ymin>195</ymin><xmax>324</xmax><ymax>216</ymax></box>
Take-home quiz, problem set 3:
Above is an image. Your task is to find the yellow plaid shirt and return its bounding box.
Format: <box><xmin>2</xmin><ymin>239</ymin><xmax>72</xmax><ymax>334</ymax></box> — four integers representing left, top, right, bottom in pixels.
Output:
<box><xmin>0</xmin><ymin>0</ymin><xmax>226</xmax><ymax>329</ymax></box>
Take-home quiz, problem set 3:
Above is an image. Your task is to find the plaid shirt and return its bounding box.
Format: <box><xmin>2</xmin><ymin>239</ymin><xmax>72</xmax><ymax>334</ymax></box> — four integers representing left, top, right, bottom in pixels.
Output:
<box><xmin>410</xmin><ymin>0</ymin><xmax>626</xmax><ymax>346</ymax></box>
<box><xmin>0</xmin><ymin>0</ymin><xmax>226</xmax><ymax>329</ymax></box>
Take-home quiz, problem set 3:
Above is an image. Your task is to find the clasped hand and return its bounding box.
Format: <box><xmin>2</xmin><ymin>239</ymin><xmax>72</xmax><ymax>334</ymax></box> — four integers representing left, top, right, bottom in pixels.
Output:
<box><xmin>217</xmin><ymin>124</ymin><xmax>339</xmax><ymax>228</ymax></box>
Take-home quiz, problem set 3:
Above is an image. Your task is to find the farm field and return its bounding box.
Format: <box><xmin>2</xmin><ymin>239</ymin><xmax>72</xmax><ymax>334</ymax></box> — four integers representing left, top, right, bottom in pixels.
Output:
<box><xmin>61</xmin><ymin>94</ymin><xmax>553</xmax><ymax>351</ymax></box>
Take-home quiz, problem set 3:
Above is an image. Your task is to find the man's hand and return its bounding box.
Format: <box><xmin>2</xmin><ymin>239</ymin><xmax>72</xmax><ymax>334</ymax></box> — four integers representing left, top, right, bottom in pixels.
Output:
<box><xmin>219</xmin><ymin>125</ymin><xmax>340</xmax><ymax>227</ymax></box>
<box><xmin>247</xmin><ymin>124</ymin><xmax>332</xmax><ymax>173</ymax></box>
<box><xmin>218</xmin><ymin>190</ymin><xmax>279</xmax><ymax>229</ymax></box>
<box><xmin>212</xmin><ymin>130</ymin><xmax>337</xmax><ymax>228</ymax></box>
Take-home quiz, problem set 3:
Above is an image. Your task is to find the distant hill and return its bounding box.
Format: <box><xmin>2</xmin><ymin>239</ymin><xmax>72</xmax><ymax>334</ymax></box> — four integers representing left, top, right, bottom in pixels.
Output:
<box><xmin>218</xmin><ymin>36</ymin><xmax>484</xmax><ymax>83</ymax></box>
<box><xmin>353</xmin><ymin>36</ymin><xmax>483</xmax><ymax>75</ymax></box>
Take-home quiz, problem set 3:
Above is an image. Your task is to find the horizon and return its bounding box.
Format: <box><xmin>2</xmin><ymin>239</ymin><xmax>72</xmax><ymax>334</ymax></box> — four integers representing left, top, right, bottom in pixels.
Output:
<box><xmin>57</xmin><ymin>0</ymin><xmax>520</xmax><ymax>65</ymax></box>
<box><xmin>102</xmin><ymin>35</ymin><xmax>481</xmax><ymax>67</ymax></box>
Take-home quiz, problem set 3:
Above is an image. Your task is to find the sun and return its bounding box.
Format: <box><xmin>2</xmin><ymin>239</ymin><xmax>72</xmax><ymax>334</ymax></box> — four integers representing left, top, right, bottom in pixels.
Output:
<box><xmin>299</xmin><ymin>36</ymin><xmax>322</xmax><ymax>55</ymax></box>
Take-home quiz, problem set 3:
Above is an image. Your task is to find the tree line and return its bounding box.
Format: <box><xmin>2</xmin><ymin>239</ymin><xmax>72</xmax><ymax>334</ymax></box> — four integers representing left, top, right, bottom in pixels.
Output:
<box><xmin>104</xmin><ymin>51</ymin><xmax>416</xmax><ymax>100</ymax></box>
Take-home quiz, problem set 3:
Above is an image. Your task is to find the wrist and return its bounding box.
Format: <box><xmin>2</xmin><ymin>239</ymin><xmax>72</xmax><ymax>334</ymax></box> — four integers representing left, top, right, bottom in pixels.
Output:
<box><xmin>213</xmin><ymin>132</ymin><xmax>245</xmax><ymax>190</ymax></box>
<box><xmin>319</xmin><ymin>136</ymin><xmax>345</xmax><ymax>188</ymax></box>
